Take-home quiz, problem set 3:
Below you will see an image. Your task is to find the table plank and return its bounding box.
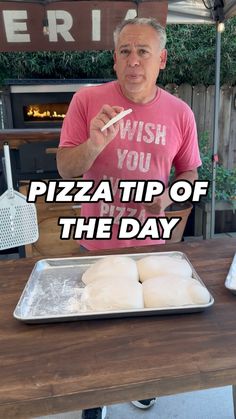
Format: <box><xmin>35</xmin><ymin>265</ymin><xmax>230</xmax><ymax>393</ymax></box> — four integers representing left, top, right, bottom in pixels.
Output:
<box><xmin>0</xmin><ymin>129</ymin><xmax>60</xmax><ymax>149</ymax></box>
<box><xmin>0</xmin><ymin>238</ymin><xmax>235</xmax><ymax>417</ymax></box>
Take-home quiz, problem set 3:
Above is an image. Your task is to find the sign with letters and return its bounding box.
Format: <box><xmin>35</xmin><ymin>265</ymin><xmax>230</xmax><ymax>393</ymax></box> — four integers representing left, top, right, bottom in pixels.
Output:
<box><xmin>0</xmin><ymin>1</ymin><xmax>167</xmax><ymax>52</ymax></box>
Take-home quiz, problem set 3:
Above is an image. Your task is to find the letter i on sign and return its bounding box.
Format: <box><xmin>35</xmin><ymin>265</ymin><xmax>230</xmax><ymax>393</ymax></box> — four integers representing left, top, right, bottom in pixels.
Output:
<box><xmin>92</xmin><ymin>10</ymin><xmax>101</xmax><ymax>41</ymax></box>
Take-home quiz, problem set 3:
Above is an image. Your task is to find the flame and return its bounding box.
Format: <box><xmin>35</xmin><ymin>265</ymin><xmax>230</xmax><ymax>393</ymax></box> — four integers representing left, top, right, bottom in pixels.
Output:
<box><xmin>27</xmin><ymin>106</ymin><xmax>65</xmax><ymax>119</ymax></box>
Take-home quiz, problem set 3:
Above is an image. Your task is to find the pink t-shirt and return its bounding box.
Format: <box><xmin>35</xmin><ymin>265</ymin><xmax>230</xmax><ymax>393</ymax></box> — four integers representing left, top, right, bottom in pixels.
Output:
<box><xmin>60</xmin><ymin>81</ymin><xmax>201</xmax><ymax>250</ymax></box>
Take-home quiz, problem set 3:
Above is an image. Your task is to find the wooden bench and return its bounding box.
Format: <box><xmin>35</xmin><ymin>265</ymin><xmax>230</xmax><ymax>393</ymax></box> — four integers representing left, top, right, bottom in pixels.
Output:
<box><xmin>19</xmin><ymin>183</ymin><xmax>82</xmax><ymax>257</ymax></box>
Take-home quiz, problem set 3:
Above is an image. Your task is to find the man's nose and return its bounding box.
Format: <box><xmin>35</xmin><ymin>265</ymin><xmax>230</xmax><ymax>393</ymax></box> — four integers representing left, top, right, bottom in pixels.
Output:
<box><xmin>127</xmin><ymin>51</ymin><xmax>140</xmax><ymax>67</ymax></box>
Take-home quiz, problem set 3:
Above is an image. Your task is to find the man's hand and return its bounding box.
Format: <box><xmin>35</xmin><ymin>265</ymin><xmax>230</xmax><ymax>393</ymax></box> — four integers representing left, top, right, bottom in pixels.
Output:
<box><xmin>89</xmin><ymin>104</ymin><xmax>124</xmax><ymax>153</ymax></box>
<box><xmin>57</xmin><ymin>104</ymin><xmax>125</xmax><ymax>179</ymax></box>
<box><xmin>142</xmin><ymin>169</ymin><xmax>199</xmax><ymax>215</ymax></box>
<box><xmin>142</xmin><ymin>188</ymin><xmax>172</xmax><ymax>215</ymax></box>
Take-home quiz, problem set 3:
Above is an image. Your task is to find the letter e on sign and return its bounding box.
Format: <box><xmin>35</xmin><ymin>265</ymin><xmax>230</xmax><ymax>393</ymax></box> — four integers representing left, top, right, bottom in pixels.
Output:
<box><xmin>3</xmin><ymin>10</ymin><xmax>30</xmax><ymax>42</ymax></box>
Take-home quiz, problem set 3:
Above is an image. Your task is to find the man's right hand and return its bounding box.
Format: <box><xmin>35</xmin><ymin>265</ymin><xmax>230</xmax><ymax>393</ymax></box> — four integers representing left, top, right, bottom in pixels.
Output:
<box><xmin>57</xmin><ymin>105</ymin><xmax>124</xmax><ymax>179</ymax></box>
<box><xmin>89</xmin><ymin>105</ymin><xmax>124</xmax><ymax>152</ymax></box>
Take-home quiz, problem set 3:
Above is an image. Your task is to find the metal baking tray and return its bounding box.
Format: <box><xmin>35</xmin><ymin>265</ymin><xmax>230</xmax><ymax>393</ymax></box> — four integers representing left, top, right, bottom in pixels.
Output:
<box><xmin>14</xmin><ymin>251</ymin><xmax>214</xmax><ymax>323</ymax></box>
<box><xmin>225</xmin><ymin>253</ymin><xmax>236</xmax><ymax>294</ymax></box>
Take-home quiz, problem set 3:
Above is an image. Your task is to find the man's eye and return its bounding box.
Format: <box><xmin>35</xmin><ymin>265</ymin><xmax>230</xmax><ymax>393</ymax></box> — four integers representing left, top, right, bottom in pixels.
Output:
<box><xmin>139</xmin><ymin>49</ymin><xmax>149</xmax><ymax>56</ymax></box>
<box><xmin>120</xmin><ymin>49</ymin><xmax>130</xmax><ymax>55</ymax></box>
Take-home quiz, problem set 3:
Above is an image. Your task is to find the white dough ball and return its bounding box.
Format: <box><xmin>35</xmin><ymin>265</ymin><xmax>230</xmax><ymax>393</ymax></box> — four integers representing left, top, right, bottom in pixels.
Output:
<box><xmin>82</xmin><ymin>255</ymin><xmax>139</xmax><ymax>285</ymax></box>
<box><xmin>137</xmin><ymin>255</ymin><xmax>192</xmax><ymax>283</ymax></box>
<box><xmin>82</xmin><ymin>277</ymin><xmax>144</xmax><ymax>312</ymax></box>
<box><xmin>187</xmin><ymin>278</ymin><xmax>210</xmax><ymax>304</ymax></box>
<box><xmin>143</xmin><ymin>275</ymin><xmax>210</xmax><ymax>308</ymax></box>
<box><xmin>143</xmin><ymin>276</ymin><xmax>190</xmax><ymax>308</ymax></box>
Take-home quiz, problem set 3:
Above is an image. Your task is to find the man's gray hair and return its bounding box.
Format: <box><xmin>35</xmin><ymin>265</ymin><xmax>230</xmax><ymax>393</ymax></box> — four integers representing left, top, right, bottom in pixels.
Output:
<box><xmin>113</xmin><ymin>17</ymin><xmax>167</xmax><ymax>50</ymax></box>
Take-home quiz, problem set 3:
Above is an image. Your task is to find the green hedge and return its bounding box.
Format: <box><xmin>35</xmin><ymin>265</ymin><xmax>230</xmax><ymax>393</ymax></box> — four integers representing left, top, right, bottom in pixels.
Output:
<box><xmin>0</xmin><ymin>17</ymin><xmax>235</xmax><ymax>85</ymax></box>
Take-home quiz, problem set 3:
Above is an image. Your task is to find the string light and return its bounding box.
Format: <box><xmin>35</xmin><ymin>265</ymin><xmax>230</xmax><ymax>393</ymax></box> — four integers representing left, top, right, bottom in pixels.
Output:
<box><xmin>213</xmin><ymin>0</ymin><xmax>225</xmax><ymax>30</ymax></box>
<box><xmin>217</xmin><ymin>22</ymin><xmax>225</xmax><ymax>32</ymax></box>
<box><xmin>43</xmin><ymin>17</ymin><xmax>49</xmax><ymax>36</ymax></box>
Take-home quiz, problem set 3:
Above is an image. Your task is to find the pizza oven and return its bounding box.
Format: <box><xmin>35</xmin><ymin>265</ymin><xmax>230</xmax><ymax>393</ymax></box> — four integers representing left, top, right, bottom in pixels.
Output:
<box><xmin>0</xmin><ymin>79</ymin><xmax>110</xmax><ymax>207</ymax></box>
<box><xmin>2</xmin><ymin>79</ymin><xmax>107</xmax><ymax>129</ymax></box>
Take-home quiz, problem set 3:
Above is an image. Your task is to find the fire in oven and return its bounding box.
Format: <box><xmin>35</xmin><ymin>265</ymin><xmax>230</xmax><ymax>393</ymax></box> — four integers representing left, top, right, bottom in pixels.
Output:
<box><xmin>23</xmin><ymin>103</ymin><xmax>68</xmax><ymax>123</ymax></box>
<box><xmin>9</xmin><ymin>91</ymin><xmax>74</xmax><ymax>128</ymax></box>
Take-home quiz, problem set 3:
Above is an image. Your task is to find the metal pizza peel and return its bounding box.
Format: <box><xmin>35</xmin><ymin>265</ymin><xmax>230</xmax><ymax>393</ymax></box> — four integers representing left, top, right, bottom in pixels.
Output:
<box><xmin>0</xmin><ymin>143</ymin><xmax>39</xmax><ymax>251</ymax></box>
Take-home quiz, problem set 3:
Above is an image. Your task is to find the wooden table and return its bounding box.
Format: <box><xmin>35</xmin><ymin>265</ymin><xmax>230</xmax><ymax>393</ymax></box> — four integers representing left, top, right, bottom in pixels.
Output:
<box><xmin>0</xmin><ymin>128</ymin><xmax>60</xmax><ymax>149</ymax></box>
<box><xmin>1</xmin><ymin>238</ymin><xmax>236</xmax><ymax>418</ymax></box>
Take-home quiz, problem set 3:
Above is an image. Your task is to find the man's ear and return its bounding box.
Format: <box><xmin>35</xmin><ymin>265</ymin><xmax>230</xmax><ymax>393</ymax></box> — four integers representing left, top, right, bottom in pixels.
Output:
<box><xmin>160</xmin><ymin>49</ymin><xmax>167</xmax><ymax>70</ymax></box>
<box><xmin>113</xmin><ymin>51</ymin><xmax>117</xmax><ymax>72</ymax></box>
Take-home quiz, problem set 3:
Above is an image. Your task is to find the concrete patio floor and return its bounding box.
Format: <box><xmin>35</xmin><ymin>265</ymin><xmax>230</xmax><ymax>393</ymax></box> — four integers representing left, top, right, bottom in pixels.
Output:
<box><xmin>38</xmin><ymin>386</ymin><xmax>235</xmax><ymax>419</ymax></box>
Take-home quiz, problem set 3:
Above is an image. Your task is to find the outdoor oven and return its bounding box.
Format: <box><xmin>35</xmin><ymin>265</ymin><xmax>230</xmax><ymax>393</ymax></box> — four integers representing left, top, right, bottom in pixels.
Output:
<box><xmin>0</xmin><ymin>79</ymin><xmax>107</xmax><ymax>189</ymax></box>
<box><xmin>2</xmin><ymin>79</ymin><xmax>107</xmax><ymax>129</ymax></box>
<box><xmin>0</xmin><ymin>79</ymin><xmax>109</xmax><ymax>255</ymax></box>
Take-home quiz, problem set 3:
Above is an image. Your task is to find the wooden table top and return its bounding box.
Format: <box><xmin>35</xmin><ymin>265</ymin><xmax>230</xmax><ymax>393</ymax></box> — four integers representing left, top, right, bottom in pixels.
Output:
<box><xmin>0</xmin><ymin>128</ymin><xmax>60</xmax><ymax>149</ymax></box>
<box><xmin>0</xmin><ymin>238</ymin><xmax>236</xmax><ymax>418</ymax></box>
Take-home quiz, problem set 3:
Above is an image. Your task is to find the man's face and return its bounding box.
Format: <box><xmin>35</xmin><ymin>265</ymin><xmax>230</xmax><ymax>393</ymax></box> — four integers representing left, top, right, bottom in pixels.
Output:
<box><xmin>113</xmin><ymin>24</ymin><xmax>167</xmax><ymax>103</ymax></box>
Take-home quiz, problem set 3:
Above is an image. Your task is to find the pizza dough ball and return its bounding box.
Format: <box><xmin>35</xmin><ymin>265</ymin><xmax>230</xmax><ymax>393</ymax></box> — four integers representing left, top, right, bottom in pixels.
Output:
<box><xmin>143</xmin><ymin>276</ymin><xmax>190</xmax><ymax>308</ymax></box>
<box><xmin>82</xmin><ymin>255</ymin><xmax>139</xmax><ymax>285</ymax></box>
<box><xmin>187</xmin><ymin>278</ymin><xmax>210</xmax><ymax>304</ymax></box>
<box><xmin>137</xmin><ymin>255</ymin><xmax>192</xmax><ymax>283</ymax></box>
<box><xmin>82</xmin><ymin>277</ymin><xmax>144</xmax><ymax>311</ymax></box>
<box><xmin>143</xmin><ymin>275</ymin><xmax>210</xmax><ymax>308</ymax></box>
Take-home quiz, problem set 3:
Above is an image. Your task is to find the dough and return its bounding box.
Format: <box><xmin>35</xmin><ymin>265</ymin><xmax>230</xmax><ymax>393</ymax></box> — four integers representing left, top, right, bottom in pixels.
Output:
<box><xmin>82</xmin><ymin>255</ymin><xmax>139</xmax><ymax>285</ymax></box>
<box><xmin>137</xmin><ymin>255</ymin><xmax>192</xmax><ymax>282</ymax></box>
<box><xmin>82</xmin><ymin>276</ymin><xmax>144</xmax><ymax>311</ymax></box>
<box><xmin>143</xmin><ymin>276</ymin><xmax>190</xmax><ymax>308</ymax></box>
<box><xmin>143</xmin><ymin>275</ymin><xmax>210</xmax><ymax>308</ymax></box>
<box><xmin>187</xmin><ymin>278</ymin><xmax>211</xmax><ymax>304</ymax></box>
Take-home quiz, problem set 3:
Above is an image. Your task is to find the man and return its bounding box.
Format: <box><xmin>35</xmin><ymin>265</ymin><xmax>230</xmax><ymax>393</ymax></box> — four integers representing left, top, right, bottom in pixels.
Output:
<box><xmin>57</xmin><ymin>17</ymin><xmax>201</xmax><ymax>419</ymax></box>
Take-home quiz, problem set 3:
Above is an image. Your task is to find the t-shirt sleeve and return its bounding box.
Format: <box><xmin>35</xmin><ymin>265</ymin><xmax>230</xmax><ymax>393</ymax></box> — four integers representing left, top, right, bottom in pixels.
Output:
<box><xmin>172</xmin><ymin>107</ymin><xmax>202</xmax><ymax>174</ymax></box>
<box><xmin>59</xmin><ymin>90</ymin><xmax>89</xmax><ymax>147</ymax></box>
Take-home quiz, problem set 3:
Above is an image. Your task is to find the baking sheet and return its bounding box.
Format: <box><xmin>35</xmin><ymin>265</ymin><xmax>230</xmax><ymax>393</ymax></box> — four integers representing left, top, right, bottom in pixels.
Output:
<box><xmin>14</xmin><ymin>251</ymin><xmax>214</xmax><ymax>323</ymax></box>
<box><xmin>225</xmin><ymin>253</ymin><xmax>236</xmax><ymax>294</ymax></box>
